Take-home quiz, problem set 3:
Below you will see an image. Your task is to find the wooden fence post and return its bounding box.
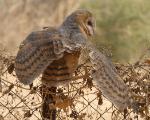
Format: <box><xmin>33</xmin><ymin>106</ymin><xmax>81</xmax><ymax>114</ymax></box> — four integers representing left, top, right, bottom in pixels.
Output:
<box><xmin>41</xmin><ymin>85</ymin><xmax>57</xmax><ymax>120</ymax></box>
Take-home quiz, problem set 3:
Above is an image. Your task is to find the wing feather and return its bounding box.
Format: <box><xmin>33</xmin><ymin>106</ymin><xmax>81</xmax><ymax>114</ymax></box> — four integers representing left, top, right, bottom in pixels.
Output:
<box><xmin>88</xmin><ymin>45</ymin><xmax>131</xmax><ymax>111</ymax></box>
<box><xmin>15</xmin><ymin>30</ymin><xmax>67</xmax><ymax>85</ymax></box>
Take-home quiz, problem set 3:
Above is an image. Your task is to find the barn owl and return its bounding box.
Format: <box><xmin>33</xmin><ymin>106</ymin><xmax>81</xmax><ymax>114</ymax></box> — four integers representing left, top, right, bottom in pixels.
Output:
<box><xmin>15</xmin><ymin>10</ymin><xmax>135</xmax><ymax>111</ymax></box>
<box><xmin>15</xmin><ymin>10</ymin><xmax>95</xmax><ymax>86</ymax></box>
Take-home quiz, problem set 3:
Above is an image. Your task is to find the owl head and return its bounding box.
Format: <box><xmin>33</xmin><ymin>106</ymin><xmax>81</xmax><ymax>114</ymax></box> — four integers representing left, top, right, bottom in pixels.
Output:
<box><xmin>62</xmin><ymin>9</ymin><xmax>96</xmax><ymax>37</ymax></box>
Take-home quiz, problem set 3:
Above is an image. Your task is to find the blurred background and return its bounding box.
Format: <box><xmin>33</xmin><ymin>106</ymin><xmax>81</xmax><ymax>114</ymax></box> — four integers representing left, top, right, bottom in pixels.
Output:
<box><xmin>0</xmin><ymin>0</ymin><xmax>150</xmax><ymax>63</ymax></box>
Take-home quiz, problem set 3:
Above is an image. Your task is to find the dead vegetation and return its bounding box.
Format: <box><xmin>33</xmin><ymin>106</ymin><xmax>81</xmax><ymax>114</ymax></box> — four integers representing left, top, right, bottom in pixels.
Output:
<box><xmin>1</xmin><ymin>0</ymin><xmax>149</xmax><ymax>119</ymax></box>
<box><xmin>0</xmin><ymin>49</ymin><xmax>149</xmax><ymax>120</ymax></box>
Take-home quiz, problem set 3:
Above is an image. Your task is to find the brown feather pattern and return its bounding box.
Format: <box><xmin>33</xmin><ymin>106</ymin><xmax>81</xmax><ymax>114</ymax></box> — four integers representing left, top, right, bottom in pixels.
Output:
<box><xmin>15</xmin><ymin>10</ymin><xmax>138</xmax><ymax>111</ymax></box>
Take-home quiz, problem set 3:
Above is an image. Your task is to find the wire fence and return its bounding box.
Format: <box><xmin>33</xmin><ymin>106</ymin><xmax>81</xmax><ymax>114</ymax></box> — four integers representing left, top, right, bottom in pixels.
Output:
<box><xmin>0</xmin><ymin>50</ymin><xmax>149</xmax><ymax>120</ymax></box>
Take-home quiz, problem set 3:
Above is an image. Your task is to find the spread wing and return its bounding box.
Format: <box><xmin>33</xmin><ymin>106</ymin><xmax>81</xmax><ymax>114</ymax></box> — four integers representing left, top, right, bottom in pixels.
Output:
<box><xmin>87</xmin><ymin>44</ymin><xmax>132</xmax><ymax>111</ymax></box>
<box><xmin>15</xmin><ymin>30</ymin><xmax>72</xmax><ymax>85</ymax></box>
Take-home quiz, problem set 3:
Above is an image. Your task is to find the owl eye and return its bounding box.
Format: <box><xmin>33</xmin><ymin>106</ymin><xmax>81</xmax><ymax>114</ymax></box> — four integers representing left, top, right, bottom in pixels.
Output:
<box><xmin>87</xmin><ymin>21</ymin><xmax>93</xmax><ymax>26</ymax></box>
<box><xmin>87</xmin><ymin>20</ymin><xmax>93</xmax><ymax>27</ymax></box>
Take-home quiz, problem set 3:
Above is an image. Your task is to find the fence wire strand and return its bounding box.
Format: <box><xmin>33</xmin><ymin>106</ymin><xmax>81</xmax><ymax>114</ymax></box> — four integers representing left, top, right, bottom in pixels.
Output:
<box><xmin>0</xmin><ymin>51</ymin><xmax>149</xmax><ymax>120</ymax></box>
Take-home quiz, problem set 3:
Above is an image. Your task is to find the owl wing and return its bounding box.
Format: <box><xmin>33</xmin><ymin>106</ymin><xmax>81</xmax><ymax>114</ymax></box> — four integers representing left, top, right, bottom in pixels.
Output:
<box><xmin>88</xmin><ymin>45</ymin><xmax>131</xmax><ymax>111</ymax></box>
<box><xmin>15</xmin><ymin>30</ymin><xmax>77</xmax><ymax>85</ymax></box>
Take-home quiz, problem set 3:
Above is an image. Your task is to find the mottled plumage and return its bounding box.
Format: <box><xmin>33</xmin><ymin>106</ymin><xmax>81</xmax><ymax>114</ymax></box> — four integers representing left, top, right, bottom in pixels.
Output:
<box><xmin>87</xmin><ymin>44</ymin><xmax>133</xmax><ymax>111</ymax></box>
<box><xmin>15</xmin><ymin>10</ymin><xmax>95</xmax><ymax>85</ymax></box>
<box><xmin>15</xmin><ymin>9</ymin><xmax>136</xmax><ymax>111</ymax></box>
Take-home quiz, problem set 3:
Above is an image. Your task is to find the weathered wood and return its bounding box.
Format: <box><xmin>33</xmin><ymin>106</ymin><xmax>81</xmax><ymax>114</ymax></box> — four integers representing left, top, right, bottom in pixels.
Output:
<box><xmin>41</xmin><ymin>85</ymin><xmax>57</xmax><ymax>120</ymax></box>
